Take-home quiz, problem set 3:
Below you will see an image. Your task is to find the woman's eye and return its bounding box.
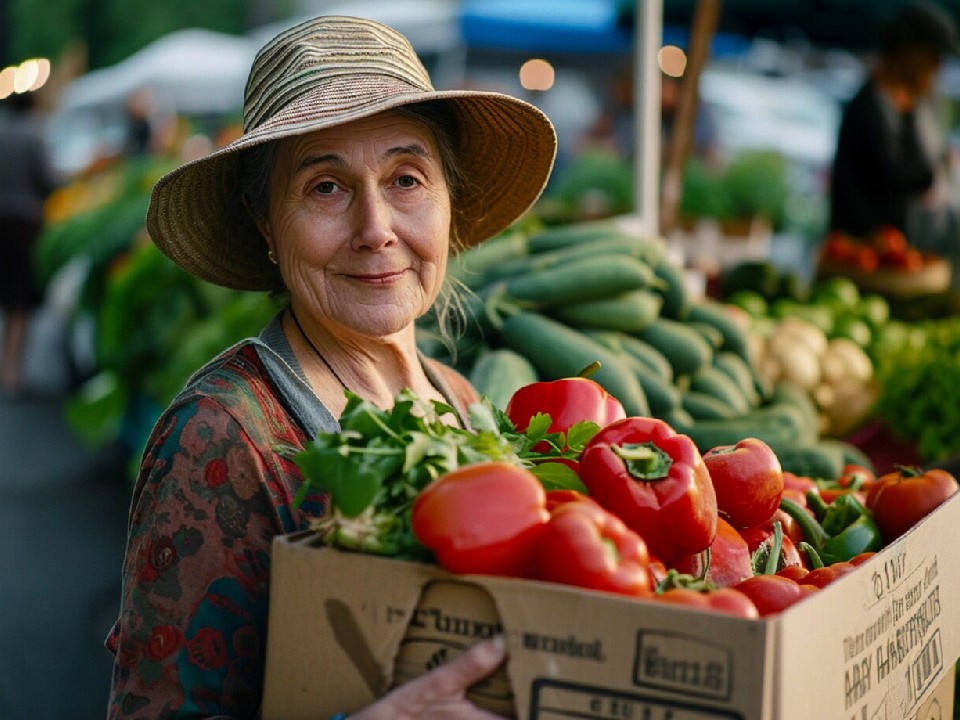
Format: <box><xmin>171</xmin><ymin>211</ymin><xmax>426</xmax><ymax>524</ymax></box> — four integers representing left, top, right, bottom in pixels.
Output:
<box><xmin>314</xmin><ymin>180</ymin><xmax>338</xmax><ymax>194</ymax></box>
<box><xmin>395</xmin><ymin>174</ymin><xmax>420</xmax><ymax>189</ymax></box>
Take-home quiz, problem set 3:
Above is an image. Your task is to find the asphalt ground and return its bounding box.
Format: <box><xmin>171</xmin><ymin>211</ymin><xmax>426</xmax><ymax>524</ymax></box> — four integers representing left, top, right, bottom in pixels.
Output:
<box><xmin>0</xmin><ymin>307</ymin><xmax>130</xmax><ymax>720</ymax></box>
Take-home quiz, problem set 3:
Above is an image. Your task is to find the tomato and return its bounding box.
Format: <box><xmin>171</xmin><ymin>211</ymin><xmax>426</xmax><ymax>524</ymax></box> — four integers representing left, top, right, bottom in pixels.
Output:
<box><xmin>865</xmin><ymin>466</ymin><xmax>958</xmax><ymax>544</ymax></box>
<box><xmin>506</xmin><ymin>375</ymin><xmax>626</xmax><ymax>451</ymax></box>
<box><xmin>655</xmin><ymin>587</ymin><xmax>759</xmax><ymax>619</ymax></box>
<box><xmin>739</xmin><ymin>520</ymin><xmax>804</xmax><ymax>571</ymax></box>
<box><xmin>734</xmin><ymin>574</ymin><xmax>813</xmax><ymax>617</ymax></box>
<box><xmin>532</xmin><ymin>500</ymin><xmax>654</xmax><ymax>597</ymax></box>
<box><xmin>672</xmin><ymin>517</ymin><xmax>754</xmax><ymax>588</ymax></box>
<box><xmin>703</xmin><ymin>438</ymin><xmax>784</xmax><ymax>529</ymax></box>
<box><xmin>801</xmin><ymin>561</ymin><xmax>857</xmax><ymax>589</ymax></box>
<box><xmin>411</xmin><ymin>461</ymin><xmax>549</xmax><ymax>577</ymax></box>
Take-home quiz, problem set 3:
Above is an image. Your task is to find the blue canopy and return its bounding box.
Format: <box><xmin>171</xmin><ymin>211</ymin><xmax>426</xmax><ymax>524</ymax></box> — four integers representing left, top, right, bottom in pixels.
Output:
<box><xmin>460</xmin><ymin>0</ymin><xmax>633</xmax><ymax>53</ymax></box>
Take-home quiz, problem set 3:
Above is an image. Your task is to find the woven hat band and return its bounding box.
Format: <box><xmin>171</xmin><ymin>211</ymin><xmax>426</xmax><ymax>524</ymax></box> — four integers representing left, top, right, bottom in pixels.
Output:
<box><xmin>246</xmin><ymin>74</ymin><xmax>429</xmax><ymax>136</ymax></box>
<box><xmin>244</xmin><ymin>16</ymin><xmax>433</xmax><ymax>132</ymax></box>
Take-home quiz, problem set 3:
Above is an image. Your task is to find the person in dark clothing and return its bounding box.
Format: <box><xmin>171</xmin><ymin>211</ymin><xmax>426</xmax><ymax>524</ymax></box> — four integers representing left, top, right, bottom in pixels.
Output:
<box><xmin>0</xmin><ymin>89</ymin><xmax>59</xmax><ymax>396</ymax></box>
<box><xmin>829</xmin><ymin>1</ymin><xmax>960</xmax><ymax>240</ymax></box>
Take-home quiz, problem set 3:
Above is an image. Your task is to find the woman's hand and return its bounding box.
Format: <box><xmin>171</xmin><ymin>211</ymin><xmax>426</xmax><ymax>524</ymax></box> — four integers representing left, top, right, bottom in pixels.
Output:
<box><xmin>347</xmin><ymin>635</ymin><xmax>510</xmax><ymax>719</ymax></box>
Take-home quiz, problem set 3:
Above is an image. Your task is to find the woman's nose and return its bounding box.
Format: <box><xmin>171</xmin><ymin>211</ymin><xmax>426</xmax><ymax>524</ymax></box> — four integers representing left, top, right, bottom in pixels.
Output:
<box><xmin>351</xmin><ymin>186</ymin><xmax>396</xmax><ymax>250</ymax></box>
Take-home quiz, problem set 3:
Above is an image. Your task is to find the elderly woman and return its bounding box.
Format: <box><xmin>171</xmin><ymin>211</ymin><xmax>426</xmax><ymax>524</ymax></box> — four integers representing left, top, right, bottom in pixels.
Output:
<box><xmin>105</xmin><ymin>15</ymin><xmax>556</xmax><ymax>720</ymax></box>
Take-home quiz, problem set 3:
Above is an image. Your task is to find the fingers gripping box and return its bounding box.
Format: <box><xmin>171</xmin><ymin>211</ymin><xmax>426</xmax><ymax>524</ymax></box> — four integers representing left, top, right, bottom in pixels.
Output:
<box><xmin>262</xmin><ymin>493</ymin><xmax>960</xmax><ymax>720</ymax></box>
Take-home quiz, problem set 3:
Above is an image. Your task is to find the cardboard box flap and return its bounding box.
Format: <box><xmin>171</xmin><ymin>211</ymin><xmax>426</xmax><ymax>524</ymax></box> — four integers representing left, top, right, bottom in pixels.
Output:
<box><xmin>464</xmin><ymin>573</ymin><xmax>777</xmax><ymax>718</ymax></box>
<box><xmin>777</xmin><ymin>492</ymin><xmax>960</xmax><ymax>720</ymax></box>
<box><xmin>263</xmin><ymin>533</ymin><xmax>445</xmax><ymax>717</ymax></box>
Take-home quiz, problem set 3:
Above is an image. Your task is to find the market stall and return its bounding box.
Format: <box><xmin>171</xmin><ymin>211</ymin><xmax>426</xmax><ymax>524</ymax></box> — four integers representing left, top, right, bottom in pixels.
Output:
<box><xmin>33</xmin><ymin>2</ymin><xmax>960</xmax><ymax>717</ymax></box>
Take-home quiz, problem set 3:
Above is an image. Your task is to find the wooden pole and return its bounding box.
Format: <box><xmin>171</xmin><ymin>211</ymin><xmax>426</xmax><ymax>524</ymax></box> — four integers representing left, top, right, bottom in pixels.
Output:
<box><xmin>659</xmin><ymin>0</ymin><xmax>721</xmax><ymax>235</ymax></box>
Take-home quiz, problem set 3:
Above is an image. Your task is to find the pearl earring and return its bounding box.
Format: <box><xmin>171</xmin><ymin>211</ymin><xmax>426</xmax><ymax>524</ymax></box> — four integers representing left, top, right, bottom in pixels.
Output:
<box><xmin>267</xmin><ymin>249</ymin><xmax>278</xmax><ymax>265</ymax></box>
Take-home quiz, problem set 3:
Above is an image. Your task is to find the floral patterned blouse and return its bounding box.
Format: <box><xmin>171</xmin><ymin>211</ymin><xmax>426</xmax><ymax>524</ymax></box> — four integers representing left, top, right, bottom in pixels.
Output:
<box><xmin>105</xmin><ymin>319</ymin><xmax>478</xmax><ymax>719</ymax></box>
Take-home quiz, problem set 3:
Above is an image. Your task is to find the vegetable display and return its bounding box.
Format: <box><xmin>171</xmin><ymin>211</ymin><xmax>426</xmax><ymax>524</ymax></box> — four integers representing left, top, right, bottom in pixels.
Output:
<box><xmin>292</xmin><ymin>375</ymin><xmax>955</xmax><ymax>618</ymax></box>
<box><xmin>421</xmin><ymin>219</ymin><xmax>868</xmax><ymax>480</ymax></box>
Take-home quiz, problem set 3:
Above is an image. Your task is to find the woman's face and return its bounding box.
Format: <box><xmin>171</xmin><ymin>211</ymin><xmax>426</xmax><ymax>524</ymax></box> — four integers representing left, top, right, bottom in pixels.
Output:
<box><xmin>261</xmin><ymin>111</ymin><xmax>451</xmax><ymax>338</ymax></box>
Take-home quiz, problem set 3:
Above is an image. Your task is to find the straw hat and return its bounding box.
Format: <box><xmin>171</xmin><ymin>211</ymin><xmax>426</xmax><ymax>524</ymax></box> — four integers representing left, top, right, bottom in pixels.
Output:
<box><xmin>146</xmin><ymin>15</ymin><xmax>558</xmax><ymax>290</ymax></box>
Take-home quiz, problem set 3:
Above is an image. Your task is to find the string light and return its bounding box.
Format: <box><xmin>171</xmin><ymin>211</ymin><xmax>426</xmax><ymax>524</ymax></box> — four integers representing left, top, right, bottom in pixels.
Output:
<box><xmin>0</xmin><ymin>58</ymin><xmax>52</xmax><ymax>100</ymax></box>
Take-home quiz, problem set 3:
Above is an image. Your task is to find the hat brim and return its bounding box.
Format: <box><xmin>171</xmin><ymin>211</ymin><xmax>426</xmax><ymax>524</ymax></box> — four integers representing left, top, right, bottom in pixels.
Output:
<box><xmin>146</xmin><ymin>87</ymin><xmax>557</xmax><ymax>291</ymax></box>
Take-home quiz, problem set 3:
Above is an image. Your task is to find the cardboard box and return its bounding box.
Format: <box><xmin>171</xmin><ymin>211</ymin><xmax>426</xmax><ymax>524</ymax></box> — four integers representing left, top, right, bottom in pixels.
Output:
<box><xmin>262</xmin><ymin>492</ymin><xmax>960</xmax><ymax>720</ymax></box>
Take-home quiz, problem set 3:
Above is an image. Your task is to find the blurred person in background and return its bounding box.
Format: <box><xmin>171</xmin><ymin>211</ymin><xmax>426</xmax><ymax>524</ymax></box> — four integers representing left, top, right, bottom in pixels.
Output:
<box><xmin>0</xmin><ymin>89</ymin><xmax>59</xmax><ymax>397</ymax></box>
<box><xmin>829</xmin><ymin>1</ymin><xmax>960</xmax><ymax>249</ymax></box>
<box><xmin>105</xmin><ymin>15</ymin><xmax>556</xmax><ymax>719</ymax></box>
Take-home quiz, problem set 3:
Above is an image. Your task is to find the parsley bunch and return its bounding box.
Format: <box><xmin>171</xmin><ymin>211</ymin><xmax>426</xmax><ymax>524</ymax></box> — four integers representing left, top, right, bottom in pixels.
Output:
<box><xmin>291</xmin><ymin>388</ymin><xmax>593</xmax><ymax>558</ymax></box>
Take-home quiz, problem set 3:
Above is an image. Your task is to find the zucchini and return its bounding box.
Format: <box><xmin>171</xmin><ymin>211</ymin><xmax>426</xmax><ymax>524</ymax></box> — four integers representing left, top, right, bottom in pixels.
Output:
<box><xmin>688</xmin><ymin>321</ymin><xmax>724</xmax><ymax>351</ymax></box>
<box><xmin>651</xmin><ymin>254</ymin><xmax>691</xmax><ymax>320</ymax></box>
<box><xmin>681</xmin><ymin>390</ymin><xmax>738</xmax><ymax>420</ymax></box>
<box><xmin>615</xmin><ymin>333</ymin><xmax>674</xmax><ymax>382</ymax></box>
<box><xmin>468</xmin><ymin>348</ymin><xmax>538</xmax><ymax>411</ymax></box>
<box><xmin>550</xmin><ymin>290</ymin><xmax>663</xmax><ymax>333</ymax></box>
<box><xmin>500</xmin><ymin>312</ymin><xmax>651</xmax><ymax>417</ymax></box>
<box><xmin>687</xmin><ymin>299</ymin><xmax>753</xmax><ymax>362</ymax></box>
<box><xmin>447</xmin><ymin>230</ymin><xmax>528</xmax><ymax>287</ymax></box>
<box><xmin>672</xmin><ymin>398</ymin><xmax>815</xmax><ymax>454</ymax></box>
<box><xmin>816</xmin><ymin>438</ymin><xmax>875</xmax><ymax>472</ymax></box>
<box><xmin>501</xmin><ymin>254</ymin><xmax>663</xmax><ymax>308</ymax></box>
<box><xmin>712</xmin><ymin>351</ymin><xmax>761</xmax><ymax>409</ymax></box>
<box><xmin>636</xmin><ymin>318</ymin><xmax>713</xmax><ymax>378</ymax></box>
<box><xmin>525</xmin><ymin>220</ymin><xmax>624</xmax><ymax>253</ymax></box>
<box><xmin>775</xmin><ymin>442</ymin><xmax>846</xmax><ymax>481</ymax></box>
<box><xmin>689</xmin><ymin>364</ymin><xmax>752</xmax><ymax>414</ymax></box>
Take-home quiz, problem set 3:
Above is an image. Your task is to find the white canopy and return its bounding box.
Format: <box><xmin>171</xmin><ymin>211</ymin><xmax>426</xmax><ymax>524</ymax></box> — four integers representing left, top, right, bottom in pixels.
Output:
<box><xmin>59</xmin><ymin>28</ymin><xmax>257</xmax><ymax>115</ymax></box>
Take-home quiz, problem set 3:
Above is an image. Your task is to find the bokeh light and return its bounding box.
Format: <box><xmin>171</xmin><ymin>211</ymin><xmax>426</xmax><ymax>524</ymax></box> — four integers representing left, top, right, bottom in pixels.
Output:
<box><xmin>658</xmin><ymin>45</ymin><xmax>687</xmax><ymax>78</ymax></box>
<box><xmin>519</xmin><ymin>58</ymin><xmax>555</xmax><ymax>91</ymax></box>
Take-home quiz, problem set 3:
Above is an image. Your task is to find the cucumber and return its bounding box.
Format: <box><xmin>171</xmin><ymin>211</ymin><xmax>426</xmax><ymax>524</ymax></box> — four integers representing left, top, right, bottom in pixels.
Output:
<box><xmin>775</xmin><ymin>442</ymin><xmax>846</xmax><ymax>481</ymax></box>
<box><xmin>615</xmin><ymin>333</ymin><xmax>674</xmax><ymax>382</ymax></box>
<box><xmin>816</xmin><ymin>438</ymin><xmax>875</xmax><ymax>472</ymax></box>
<box><xmin>712</xmin><ymin>351</ymin><xmax>761</xmax><ymax>409</ymax></box>
<box><xmin>687</xmin><ymin>299</ymin><xmax>753</xmax><ymax>362</ymax></box>
<box><xmin>500</xmin><ymin>312</ymin><xmax>651</xmax><ymax>417</ymax></box>
<box><xmin>768</xmin><ymin>381</ymin><xmax>820</xmax><ymax>438</ymax></box>
<box><xmin>468</xmin><ymin>348</ymin><xmax>539</xmax><ymax>411</ymax></box>
<box><xmin>502</xmin><ymin>255</ymin><xmax>663</xmax><ymax>308</ymax></box>
<box><xmin>681</xmin><ymin>390</ymin><xmax>738</xmax><ymax>420</ymax></box>
<box><xmin>672</xmin><ymin>400</ymin><xmax>813</xmax><ymax>454</ymax></box>
<box><xmin>651</xmin><ymin>254</ymin><xmax>691</xmax><ymax>320</ymax></box>
<box><xmin>550</xmin><ymin>290</ymin><xmax>663</xmax><ymax>333</ymax></box>
<box><xmin>688</xmin><ymin>321</ymin><xmax>724</xmax><ymax>351</ymax></box>
<box><xmin>636</xmin><ymin>318</ymin><xmax>713</xmax><ymax>378</ymax></box>
<box><xmin>525</xmin><ymin>220</ymin><xmax>624</xmax><ymax>253</ymax></box>
<box><xmin>447</xmin><ymin>230</ymin><xmax>528</xmax><ymax>287</ymax></box>
<box><xmin>689</xmin><ymin>364</ymin><xmax>751</xmax><ymax>414</ymax></box>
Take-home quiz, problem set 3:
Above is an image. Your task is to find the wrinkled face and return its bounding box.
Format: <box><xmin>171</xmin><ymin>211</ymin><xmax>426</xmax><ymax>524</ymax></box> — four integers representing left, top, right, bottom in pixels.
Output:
<box><xmin>260</xmin><ymin>111</ymin><xmax>451</xmax><ymax>338</ymax></box>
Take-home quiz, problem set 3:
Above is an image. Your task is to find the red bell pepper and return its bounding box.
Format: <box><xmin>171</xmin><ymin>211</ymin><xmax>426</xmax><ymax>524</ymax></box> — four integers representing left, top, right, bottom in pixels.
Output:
<box><xmin>578</xmin><ymin>417</ymin><xmax>718</xmax><ymax>565</ymax></box>
<box><xmin>505</xmin><ymin>368</ymin><xmax>626</xmax><ymax>451</ymax></box>
<box><xmin>532</xmin><ymin>500</ymin><xmax>654</xmax><ymax>597</ymax></box>
<box><xmin>410</xmin><ymin>461</ymin><xmax>549</xmax><ymax>577</ymax></box>
<box><xmin>865</xmin><ymin>465</ymin><xmax>959</xmax><ymax>544</ymax></box>
<box><xmin>702</xmin><ymin>437</ymin><xmax>784</xmax><ymax>529</ymax></box>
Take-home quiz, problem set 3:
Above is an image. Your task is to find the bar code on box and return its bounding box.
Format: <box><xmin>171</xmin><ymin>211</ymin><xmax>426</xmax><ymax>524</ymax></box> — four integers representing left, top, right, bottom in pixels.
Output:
<box><xmin>906</xmin><ymin>630</ymin><xmax>943</xmax><ymax>708</ymax></box>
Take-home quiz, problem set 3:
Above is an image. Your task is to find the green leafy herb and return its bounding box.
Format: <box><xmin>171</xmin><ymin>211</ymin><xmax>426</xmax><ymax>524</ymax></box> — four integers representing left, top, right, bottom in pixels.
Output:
<box><xmin>290</xmin><ymin>388</ymin><xmax>593</xmax><ymax>558</ymax></box>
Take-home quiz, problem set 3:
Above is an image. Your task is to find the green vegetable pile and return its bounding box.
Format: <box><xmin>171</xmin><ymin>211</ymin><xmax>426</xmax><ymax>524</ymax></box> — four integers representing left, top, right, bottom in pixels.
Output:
<box><xmin>872</xmin><ymin>317</ymin><xmax>960</xmax><ymax>464</ymax></box>
<box><xmin>419</xmin><ymin>218</ymin><xmax>868</xmax><ymax>482</ymax></box>
<box><xmin>291</xmin><ymin>389</ymin><xmax>590</xmax><ymax>557</ymax></box>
